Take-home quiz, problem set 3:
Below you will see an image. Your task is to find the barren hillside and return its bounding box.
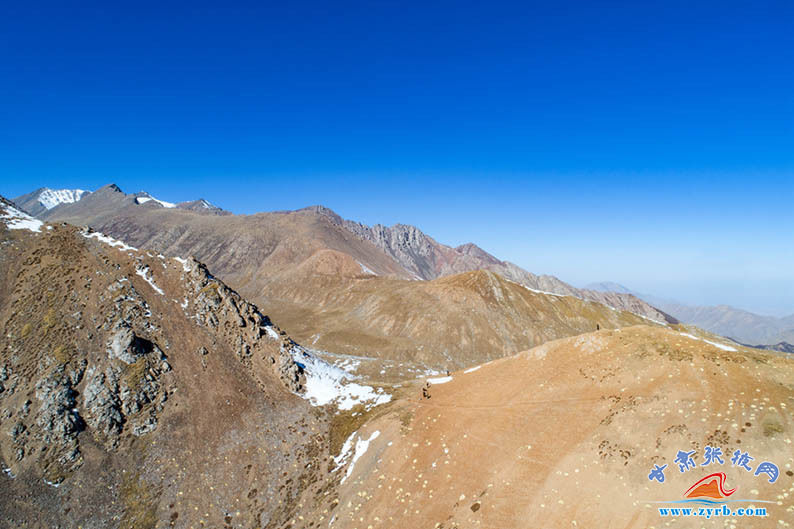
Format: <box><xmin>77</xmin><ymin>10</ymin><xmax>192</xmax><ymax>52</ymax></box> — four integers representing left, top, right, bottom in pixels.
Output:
<box><xmin>322</xmin><ymin>326</ymin><xmax>794</xmax><ymax>528</ymax></box>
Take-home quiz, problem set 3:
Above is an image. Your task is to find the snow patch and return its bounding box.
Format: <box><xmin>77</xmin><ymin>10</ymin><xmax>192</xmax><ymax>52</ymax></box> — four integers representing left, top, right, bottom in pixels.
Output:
<box><xmin>1</xmin><ymin>203</ymin><xmax>43</xmax><ymax>233</ymax></box>
<box><xmin>463</xmin><ymin>365</ymin><xmax>481</xmax><ymax>374</ymax></box>
<box><xmin>37</xmin><ymin>188</ymin><xmax>88</xmax><ymax>210</ymax></box>
<box><xmin>82</xmin><ymin>231</ymin><xmax>137</xmax><ymax>252</ymax></box>
<box><xmin>334</xmin><ymin>431</ymin><xmax>358</xmax><ymax>467</ymax></box>
<box><xmin>704</xmin><ymin>339</ymin><xmax>737</xmax><ymax>352</ymax></box>
<box><xmin>265</xmin><ymin>326</ymin><xmax>280</xmax><ymax>340</ymax></box>
<box><xmin>135</xmin><ymin>265</ymin><xmax>165</xmax><ymax>295</ymax></box>
<box><xmin>357</xmin><ymin>261</ymin><xmax>377</xmax><ymax>275</ymax></box>
<box><xmin>680</xmin><ymin>332</ymin><xmax>737</xmax><ymax>352</ymax></box>
<box><xmin>427</xmin><ymin>376</ymin><xmax>453</xmax><ymax>384</ymax></box>
<box><xmin>173</xmin><ymin>256</ymin><xmax>192</xmax><ymax>272</ymax></box>
<box><xmin>337</xmin><ymin>430</ymin><xmax>380</xmax><ymax>484</ymax></box>
<box><xmin>290</xmin><ymin>347</ymin><xmax>391</xmax><ymax>410</ymax></box>
<box><xmin>136</xmin><ymin>194</ymin><xmax>176</xmax><ymax>208</ymax></box>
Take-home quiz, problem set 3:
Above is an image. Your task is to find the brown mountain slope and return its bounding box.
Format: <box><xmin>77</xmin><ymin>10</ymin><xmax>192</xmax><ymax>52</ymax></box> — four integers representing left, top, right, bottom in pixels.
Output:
<box><xmin>0</xmin><ymin>199</ymin><xmax>346</xmax><ymax>528</ymax></box>
<box><xmin>305</xmin><ymin>205</ymin><xmax>676</xmax><ymax>323</ymax></box>
<box><xmin>39</xmin><ymin>185</ymin><xmax>673</xmax><ymax>364</ymax></box>
<box><xmin>42</xmin><ymin>184</ymin><xmax>413</xmax><ymax>285</ymax></box>
<box><xmin>257</xmin><ymin>260</ymin><xmax>655</xmax><ymax>367</ymax></box>
<box><xmin>323</xmin><ymin>325</ymin><xmax>794</xmax><ymax>528</ymax></box>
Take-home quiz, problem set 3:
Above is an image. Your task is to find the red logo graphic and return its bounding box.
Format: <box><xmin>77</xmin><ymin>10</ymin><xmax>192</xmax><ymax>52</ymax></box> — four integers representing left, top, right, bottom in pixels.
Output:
<box><xmin>684</xmin><ymin>473</ymin><xmax>736</xmax><ymax>500</ymax></box>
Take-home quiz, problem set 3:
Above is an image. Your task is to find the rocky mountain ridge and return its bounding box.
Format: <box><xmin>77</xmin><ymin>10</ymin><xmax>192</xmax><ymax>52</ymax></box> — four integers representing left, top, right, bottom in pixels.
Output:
<box><xmin>294</xmin><ymin>205</ymin><xmax>676</xmax><ymax>324</ymax></box>
<box><xmin>0</xmin><ymin>196</ymin><xmax>347</xmax><ymax>528</ymax></box>
<box><xmin>16</xmin><ymin>185</ymin><xmax>673</xmax><ymax>323</ymax></box>
<box><xmin>26</xmin><ymin>184</ymin><xmax>676</xmax><ymax>364</ymax></box>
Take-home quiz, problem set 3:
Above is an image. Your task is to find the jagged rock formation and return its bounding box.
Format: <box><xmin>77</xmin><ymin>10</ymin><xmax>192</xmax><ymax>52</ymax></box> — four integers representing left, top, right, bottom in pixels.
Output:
<box><xmin>326</xmin><ymin>211</ymin><xmax>675</xmax><ymax>323</ymax></box>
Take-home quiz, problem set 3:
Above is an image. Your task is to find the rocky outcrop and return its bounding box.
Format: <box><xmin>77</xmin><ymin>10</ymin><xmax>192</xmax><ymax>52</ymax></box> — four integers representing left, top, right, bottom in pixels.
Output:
<box><xmin>34</xmin><ymin>364</ymin><xmax>86</xmax><ymax>477</ymax></box>
<box><xmin>314</xmin><ymin>208</ymin><xmax>676</xmax><ymax>324</ymax></box>
<box><xmin>0</xmin><ymin>200</ymin><xmax>335</xmax><ymax>528</ymax></box>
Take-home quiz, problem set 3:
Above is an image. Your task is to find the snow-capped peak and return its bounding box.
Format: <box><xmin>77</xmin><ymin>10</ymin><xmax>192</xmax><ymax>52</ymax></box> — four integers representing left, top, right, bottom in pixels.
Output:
<box><xmin>135</xmin><ymin>193</ymin><xmax>176</xmax><ymax>208</ymax></box>
<box><xmin>37</xmin><ymin>188</ymin><xmax>89</xmax><ymax>210</ymax></box>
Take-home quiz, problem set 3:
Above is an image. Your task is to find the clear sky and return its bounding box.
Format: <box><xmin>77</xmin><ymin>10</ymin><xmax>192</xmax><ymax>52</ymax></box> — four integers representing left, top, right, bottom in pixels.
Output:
<box><xmin>2</xmin><ymin>2</ymin><xmax>792</xmax><ymax>315</ymax></box>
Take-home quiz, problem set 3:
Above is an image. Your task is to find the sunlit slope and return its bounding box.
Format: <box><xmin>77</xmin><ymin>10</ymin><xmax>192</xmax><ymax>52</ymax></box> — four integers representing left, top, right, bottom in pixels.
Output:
<box><xmin>261</xmin><ymin>266</ymin><xmax>654</xmax><ymax>366</ymax></box>
<box><xmin>327</xmin><ymin>325</ymin><xmax>794</xmax><ymax>528</ymax></box>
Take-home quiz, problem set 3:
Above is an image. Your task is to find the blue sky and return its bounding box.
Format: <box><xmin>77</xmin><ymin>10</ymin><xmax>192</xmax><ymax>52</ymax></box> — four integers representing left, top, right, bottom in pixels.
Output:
<box><xmin>2</xmin><ymin>2</ymin><xmax>792</xmax><ymax>315</ymax></box>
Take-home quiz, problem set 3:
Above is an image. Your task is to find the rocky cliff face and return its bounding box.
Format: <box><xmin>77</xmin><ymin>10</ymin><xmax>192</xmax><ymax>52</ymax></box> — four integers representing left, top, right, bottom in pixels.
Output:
<box><xmin>0</xmin><ymin>199</ymin><xmax>337</xmax><ymax>528</ymax></box>
<box><xmin>321</xmin><ymin>210</ymin><xmax>676</xmax><ymax>324</ymax></box>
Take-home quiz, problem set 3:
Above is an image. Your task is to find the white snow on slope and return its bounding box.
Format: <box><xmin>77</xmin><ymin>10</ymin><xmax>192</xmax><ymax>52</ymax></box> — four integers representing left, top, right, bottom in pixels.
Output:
<box><xmin>1</xmin><ymin>203</ymin><xmax>43</xmax><ymax>232</ymax></box>
<box><xmin>82</xmin><ymin>231</ymin><xmax>137</xmax><ymax>252</ymax></box>
<box><xmin>136</xmin><ymin>194</ymin><xmax>176</xmax><ymax>208</ymax></box>
<box><xmin>704</xmin><ymin>339</ymin><xmax>736</xmax><ymax>351</ymax></box>
<box><xmin>357</xmin><ymin>261</ymin><xmax>377</xmax><ymax>275</ymax></box>
<box><xmin>335</xmin><ymin>430</ymin><xmax>380</xmax><ymax>484</ymax></box>
<box><xmin>427</xmin><ymin>376</ymin><xmax>453</xmax><ymax>384</ymax></box>
<box><xmin>680</xmin><ymin>332</ymin><xmax>737</xmax><ymax>352</ymax></box>
<box><xmin>173</xmin><ymin>256</ymin><xmax>192</xmax><ymax>272</ymax></box>
<box><xmin>37</xmin><ymin>188</ymin><xmax>88</xmax><ymax>210</ymax></box>
<box><xmin>290</xmin><ymin>346</ymin><xmax>391</xmax><ymax>410</ymax></box>
<box><xmin>463</xmin><ymin>365</ymin><xmax>481</xmax><ymax>374</ymax></box>
<box><xmin>505</xmin><ymin>278</ymin><xmax>669</xmax><ymax>326</ymax></box>
<box><xmin>135</xmin><ymin>265</ymin><xmax>165</xmax><ymax>295</ymax></box>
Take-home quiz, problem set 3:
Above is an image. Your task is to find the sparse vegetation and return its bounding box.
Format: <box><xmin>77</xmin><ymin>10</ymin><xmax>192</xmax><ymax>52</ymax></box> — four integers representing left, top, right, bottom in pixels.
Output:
<box><xmin>119</xmin><ymin>472</ymin><xmax>159</xmax><ymax>529</ymax></box>
<box><xmin>124</xmin><ymin>358</ymin><xmax>148</xmax><ymax>391</ymax></box>
<box><xmin>42</xmin><ymin>308</ymin><xmax>57</xmax><ymax>333</ymax></box>
<box><xmin>51</xmin><ymin>344</ymin><xmax>72</xmax><ymax>364</ymax></box>
<box><xmin>763</xmin><ymin>421</ymin><xmax>784</xmax><ymax>437</ymax></box>
<box><xmin>329</xmin><ymin>404</ymin><xmax>370</xmax><ymax>458</ymax></box>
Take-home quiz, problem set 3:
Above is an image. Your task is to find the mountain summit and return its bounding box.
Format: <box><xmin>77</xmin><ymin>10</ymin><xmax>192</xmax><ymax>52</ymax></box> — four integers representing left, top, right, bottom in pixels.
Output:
<box><xmin>12</xmin><ymin>187</ymin><xmax>90</xmax><ymax>216</ymax></box>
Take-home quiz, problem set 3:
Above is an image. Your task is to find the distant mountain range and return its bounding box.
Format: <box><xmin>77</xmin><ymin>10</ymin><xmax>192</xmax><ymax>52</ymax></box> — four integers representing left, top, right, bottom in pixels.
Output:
<box><xmin>13</xmin><ymin>185</ymin><xmax>228</xmax><ymax>218</ymax></box>
<box><xmin>6</xmin><ymin>183</ymin><xmax>675</xmax><ymax>365</ymax></box>
<box><xmin>585</xmin><ymin>281</ymin><xmax>794</xmax><ymax>346</ymax></box>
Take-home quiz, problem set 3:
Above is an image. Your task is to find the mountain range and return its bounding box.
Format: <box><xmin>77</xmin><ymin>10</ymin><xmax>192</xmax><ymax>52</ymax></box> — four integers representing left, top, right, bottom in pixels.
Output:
<box><xmin>11</xmin><ymin>184</ymin><xmax>674</xmax><ymax>366</ymax></box>
<box><xmin>585</xmin><ymin>281</ymin><xmax>794</xmax><ymax>347</ymax></box>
